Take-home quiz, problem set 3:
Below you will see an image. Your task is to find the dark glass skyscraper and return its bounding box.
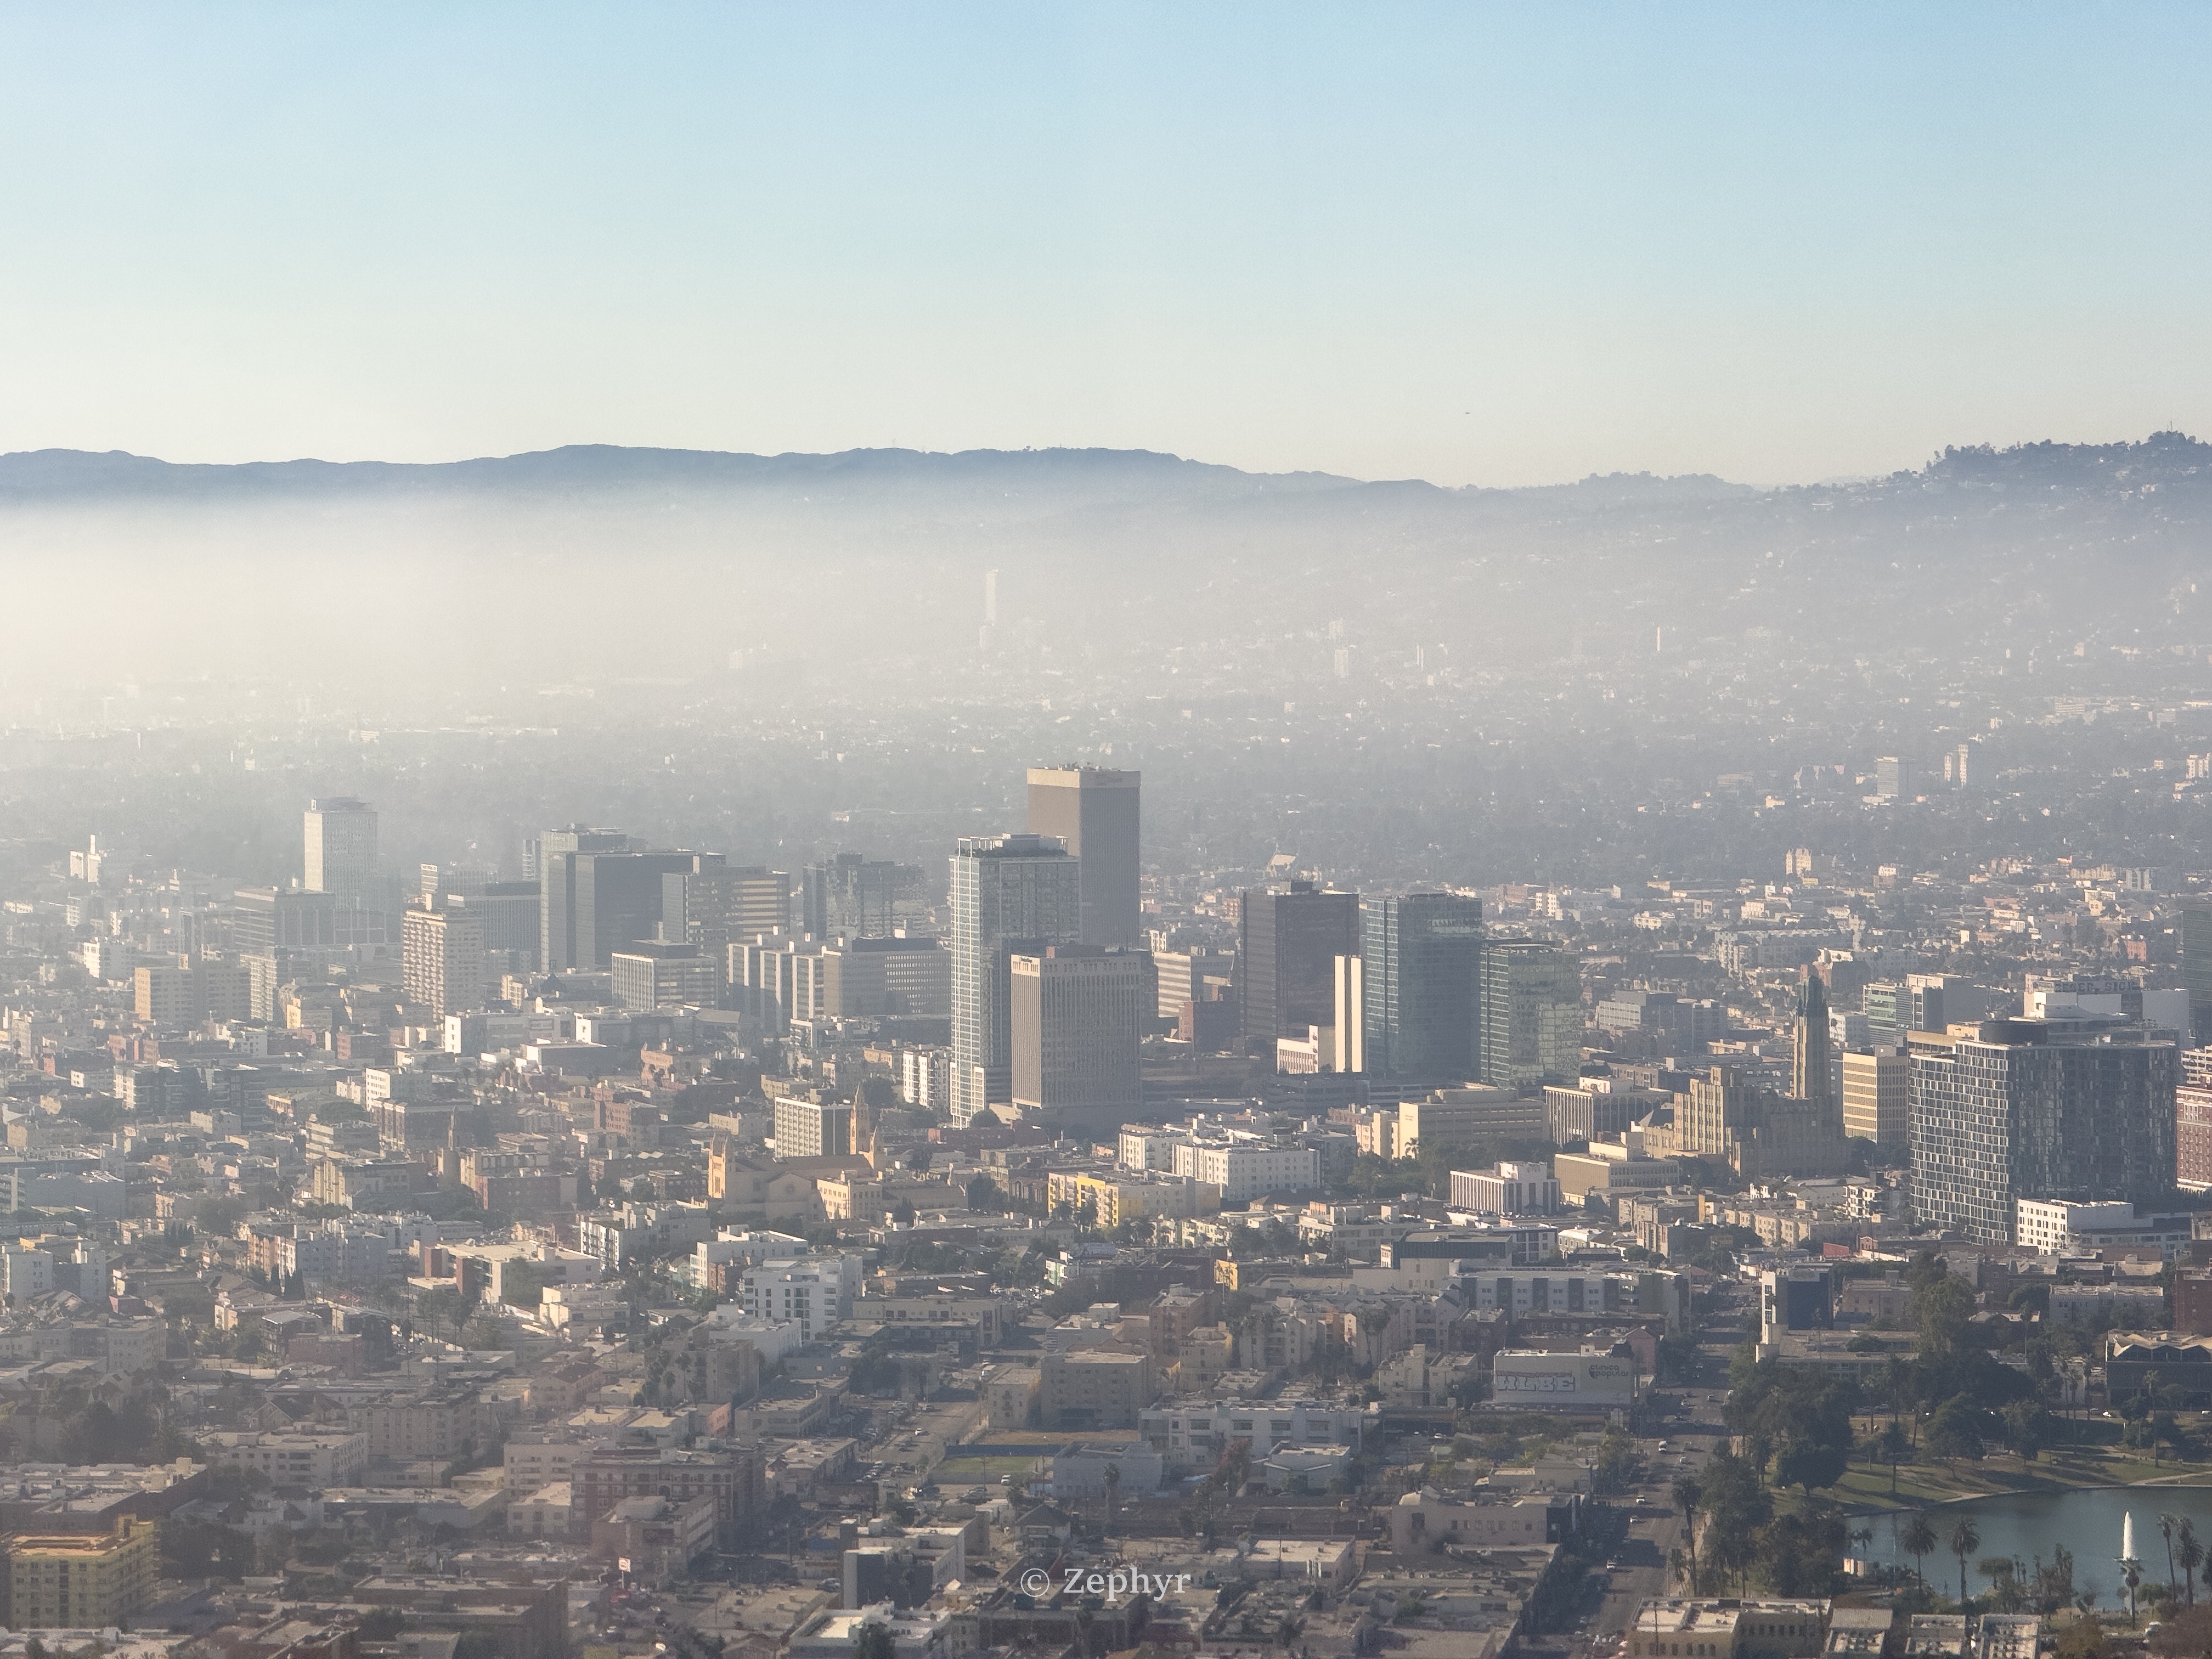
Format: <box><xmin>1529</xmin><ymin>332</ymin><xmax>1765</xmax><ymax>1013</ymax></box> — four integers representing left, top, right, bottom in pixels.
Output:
<box><xmin>1910</xmin><ymin>1018</ymin><xmax>2179</xmax><ymax>1244</ymax></box>
<box><xmin>1477</xmin><ymin>939</ymin><xmax>1581</xmax><ymax>1088</ymax></box>
<box><xmin>1238</xmin><ymin>881</ymin><xmax>1359</xmax><ymax>1045</ymax></box>
<box><xmin>2185</xmin><ymin>903</ymin><xmax>2212</xmax><ymax>1043</ymax></box>
<box><xmin>1361</xmin><ymin>892</ymin><xmax>1485</xmax><ymax>1082</ymax></box>
<box><xmin>802</xmin><ymin>853</ymin><xmax>924</xmax><ymax>939</ymax></box>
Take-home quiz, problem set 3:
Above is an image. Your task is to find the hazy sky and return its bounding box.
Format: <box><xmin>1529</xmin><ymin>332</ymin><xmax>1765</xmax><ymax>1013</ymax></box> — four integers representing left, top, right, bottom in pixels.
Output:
<box><xmin>2</xmin><ymin>5</ymin><xmax>2207</xmax><ymax>487</ymax></box>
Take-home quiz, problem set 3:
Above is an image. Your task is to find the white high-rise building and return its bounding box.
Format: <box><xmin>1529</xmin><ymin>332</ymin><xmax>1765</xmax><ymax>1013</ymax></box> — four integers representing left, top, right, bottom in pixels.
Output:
<box><xmin>949</xmin><ymin>833</ymin><xmax>1080</xmax><ymax>1125</ymax></box>
<box><xmin>304</xmin><ymin>797</ymin><xmax>379</xmax><ymax>904</ymax></box>
<box><xmin>402</xmin><ymin>904</ymin><xmax>486</xmax><ymax>1019</ymax></box>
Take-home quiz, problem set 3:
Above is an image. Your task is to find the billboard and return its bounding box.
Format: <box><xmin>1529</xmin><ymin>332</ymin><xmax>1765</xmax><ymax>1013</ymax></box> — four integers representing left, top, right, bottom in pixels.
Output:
<box><xmin>1489</xmin><ymin>1350</ymin><xmax>1638</xmax><ymax>1407</ymax></box>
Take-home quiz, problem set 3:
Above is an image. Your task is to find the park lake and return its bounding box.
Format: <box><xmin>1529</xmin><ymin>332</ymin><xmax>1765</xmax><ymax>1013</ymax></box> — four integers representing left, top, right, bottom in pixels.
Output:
<box><xmin>1865</xmin><ymin>1486</ymin><xmax>2212</xmax><ymax>1605</ymax></box>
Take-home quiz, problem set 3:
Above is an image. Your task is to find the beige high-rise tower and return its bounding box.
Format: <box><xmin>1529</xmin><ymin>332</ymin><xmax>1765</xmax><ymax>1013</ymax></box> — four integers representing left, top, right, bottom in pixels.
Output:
<box><xmin>1026</xmin><ymin>765</ymin><xmax>1140</xmax><ymax>947</ymax></box>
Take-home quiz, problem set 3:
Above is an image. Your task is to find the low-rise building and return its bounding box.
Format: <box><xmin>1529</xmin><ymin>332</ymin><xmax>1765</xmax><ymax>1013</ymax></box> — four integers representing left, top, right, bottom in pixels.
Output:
<box><xmin>2</xmin><ymin>1516</ymin><xmax>160</xmax><ymax>1630</ymax></box>
<box><xmin>1390</xmin><ymin>1489</ymin><xmax>1573</xmax><ymax>1555</ymax></box>
<box><xmin>1039</xmin><ymin>1347</ymin><xmax>1153</xmax><ymax>1430</ymax></box>
<box><xmin>200</xmin><ymin>1431</ymin><xmax>368</xmax><ymax>1487</ymax></box>
<box><xmin>1138</xmin><ymin>1398</ymin><xmax>1369</xmax><ymax>1471</ymax></box>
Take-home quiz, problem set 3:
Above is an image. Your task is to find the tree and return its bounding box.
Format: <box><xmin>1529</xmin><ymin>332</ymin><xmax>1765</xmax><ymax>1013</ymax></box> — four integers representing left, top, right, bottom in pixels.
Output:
<box><xmin>965</xmin><ymin>1173</ymin><xmax>1001</xmax><ymax>1212</ymax></box>
<box><xmin>1700</xmin><ymin>1449</ymin><xmax>1770</xmax><ymax>1594</ymax></box>
<box><xmin>2179</xmin><ymin>1519</ymin><xmax>2202</xmax><ymax>1606</ymax></box>
<box><xmin>1901</xmin><ymin>1513</ymin><xmax>1938</xmax><ymax>1589</ymax></box>
<box><xmin>1774</xmin><ymin>1438</ymin><xmax>1846</xmax><ymax>1499</ymax></box>
<box><xmin>2002</xmin><ymin>1400</ymin><xmax>2055</xmax><ymax>1464</ymax></box>
<box><xmin>1926</xmin><ymin>1396</ymin><xmax>1987</xmax><ymax>1466</ymax></box>
<box><xmin>1672</xmin><ymin>1474</ymin><xmax>1703</xmax><ymax>1594</ymax></box>
<box><xmin>1879</xmin><ymin>1421</ymin><xmax>1911</xmax><ymax>1492</ymax></box>
<box><xmin>1103</xmin><ymin>1463</ymin><xmax>1121</xmax><ymax>1537</ymax></box>
<box><xmin>2163</xmin><ymin>1514</ymin><xmax>2181</xmax><ymax>1600</ymax></box>
<box><xmin>1916</xmin><ymin>1274</ymin><xmax>1976</xmax><ymax>1360</ymax></box>
<box><xmin>1951</xmin><ymin>1517</ymin><xmax>1982</xmax><ymax>1612</ymax></box>
<box><xmin>853</xmin><ymin>1626</ymin><xmax>897</xmax><ymax>1659</ymax></box>
<box><xmin>1980</xmin><ymin>1557</ymin><xmax>2027</xmax><ymax>1614</ymax></box>
<box><xmin>2125</xmin><ymin>1556</ymin><xmax>2145</xmax><ymax>1628</ymax></box>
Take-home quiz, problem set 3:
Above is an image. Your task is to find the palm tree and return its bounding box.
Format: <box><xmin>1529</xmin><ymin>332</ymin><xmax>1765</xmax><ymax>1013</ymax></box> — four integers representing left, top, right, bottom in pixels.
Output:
<box><xmin>2123</xmin><ymin>1556</ymin><xmax>2143</xmax><ymax>1628</ymax></box>
<box><xmin>1951</xmin><ymin>1517</ymin><xmax>1982</xmax><ymax>1612</ymax></box>
<box><xmin>2180</xmin><ymin>1518</ymin><xmax>2203</xmax><ymax>1605</ymax></box>
<box><xmin>2161</xmin><ymin>1513</ymin><xmax>2180</xmax><ymax>1599</ymax></box>
<box><xmin>1901</xmin><ymin>1511</ymin><xmax>1938</xmax><ymax>1591</ymax></box>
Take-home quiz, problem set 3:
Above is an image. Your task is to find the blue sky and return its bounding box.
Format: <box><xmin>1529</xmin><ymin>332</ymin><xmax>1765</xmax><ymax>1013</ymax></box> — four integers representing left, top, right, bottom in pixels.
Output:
<box><xmin>1</xmin><ymin>4</ymin><xmax>2205</xmax><ymax>484</ymax></box>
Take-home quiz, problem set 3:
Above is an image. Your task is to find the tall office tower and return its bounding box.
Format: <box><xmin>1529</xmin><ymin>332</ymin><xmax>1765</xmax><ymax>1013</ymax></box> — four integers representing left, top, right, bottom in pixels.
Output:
<box><xmin>610</xmin><ymin>942</ymin><xmax>718</xmax><ymax>1012</ymax></box>
<box><xmin>1010</xmin><ymin>945</ymin><xmax>1143</xmax><ymax>1116</ymax></box>
<box><xmin>1153</xmin><ymin>948</ymin><xmax>1236</xmax><ymax>1020</ymax></box>
<box><xmin>1361</xmin><ymin>891</ymin><xmax>1486</xmax><ymax>1082</ymax></box>
<box><xmin>569</xmin><ymin>850</ymin><xmax>721</xmax><ymax>971</ymax></box>
<box><xmin>303</xmin><ymin>798</ymin><xmax>378</xmax><ymax>905</ymax></box>
<box><xmin>1865</xmin><ymin>974</ymin><xmax>1956</xmax><ymax>1046</ymax></box>
<box><xmin>1238</xmin><ymin>880</ymin><xmax>1361</xmax><ymax>1045</ymax></box>
<box><xmin>733</xmin><ymin>936</ymin><xmax>832</xmax><ymax>1034</ymax></box>
<box><xmin>822</xmin><ymin>935</ymin><xmax>951</xmax><ymax>1018</ymax></box>
<box><xmin>1331</xmin><ymin>955</ymin><xmax>1363</xmax><ymax>1074</ymax></box>
<box><xmin>232</xmin><ymin>888</ymin><xmax>339</xmax><ymax>954</ymax></box>
<box><xmin>1842</xmin><ymin>1048</ymin><xmax>1911</xmax><ymax>1150</ymax></box>
<box><xmin>420</xmin><ymin>862</ymin><xmax>491</xmax><ymax>902</ymax></box>
<box><xmin>402</xmin><ymin>903</ymin><xmax>486</xmax><ymax>1019</ymax></box>
<box><xmin>471</xmin><ymin>882</ymin><xmax>542</xmax><ymax>969</ymax></box>
<box><xmin>538</xmin><ymin>827</ymin><xmax>631</xmax><ymax>973</ymax></box>
<box><xmin>1476</xmin><ymin>939</ymin><xmax>1581</xmax><ymax>1088</ymax></box>
<box><xmin>667</xmin><ymin>865</ymin><xmax>792</xmax><ymax>969</ymax></box>
<box><xmin>1911</xmin><ymin>1018</ymin><xmax>2179</xmax><ymax>1244</ymax></box>
<box><xmin>800</xmin><ymin>854</ymin><xmax>923</xmax><ymax>939</ymax></box>
<box><xmin>1026</xmin><ymin>766</ymin><xmax>1141</xmax><ymax>947</ymax></box>
<box><xmin>949</xmin><ymin>833</ymin><xmax>1081</xmax><ymax>1125</ymax></box>
<box><xmin>1874</xmin><ymin>757</ymin><xmax>1914</xmax><ymax>800</ymax></box>
<box><xmin>1791</xmin><ymin>970</ymin><xmax>1832</xmax><ymax>1107</ymax></box>
<box><xmin>2186</xmin><ymin>905</ymin><xmax>2212</xmax><ymax>1044</ymax></box>
<box><xmin>2180</xmin><ymin>1048</ymin><xmax>2212</xmax><ymax>1190</ymax></box>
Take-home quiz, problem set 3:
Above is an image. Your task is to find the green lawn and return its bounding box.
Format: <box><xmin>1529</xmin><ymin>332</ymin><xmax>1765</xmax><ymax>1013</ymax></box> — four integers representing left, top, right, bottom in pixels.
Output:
<box><xmin>1836</xmin><ymin>1443</ymin><xmax>2212</xmax><ymax>1513</ymax></box>
<box><xmin>932</xmin><ymin>1455</ymin><xmax>1045</xmax><ymax>1482</ymax></box>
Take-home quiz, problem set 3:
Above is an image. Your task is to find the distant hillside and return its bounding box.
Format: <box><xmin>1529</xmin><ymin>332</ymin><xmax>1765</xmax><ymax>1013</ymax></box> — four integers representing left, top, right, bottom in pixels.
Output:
<box><xmin>3</xmin><ymin>432</ymin><xmax>2209</xmax><ymax>693</ymax></box>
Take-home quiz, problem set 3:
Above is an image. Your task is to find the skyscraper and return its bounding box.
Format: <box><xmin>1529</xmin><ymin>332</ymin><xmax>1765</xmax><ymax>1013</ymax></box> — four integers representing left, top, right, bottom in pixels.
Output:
<box><xmin>949</xmin><ymin>833</ymin><xmax>1081</xmax><ymax>1124</ymax></box>
<box><xmin>538</xmin><ymin>827</ymin><xmax>631</xmax><ymax>973</ymax></box>
<box><xmin>667</xmin><ymin>866</ymin><xmax>792</xmax><ymax>967</ymax></box>
<box><xmin>1361</xmin><ymin>891</ymin><xmax>1485</xmax><ymax>1082</ymax></box>
<box><xmin>1791</xmin><ymin>970</ymin><xmax>1831</xmax><ymax>1108</ymax></box>
<box><xmin>402</xmin><ymin>903</ymin><xmax>485</xmax><ymax>1019</ymax></box>
<box><xmin>1911</xmin><ymin>1017</ymin><xmax>2179</xmax><ymax>1244</ymax></box>
<box><xmin>801</xmin><ymin>854</ymin><xmax>924</xmax><ymax>939</ymax></box>
<box><xmin>1841</xmin><ymin>1048</ymin><xmax>1911</xmax><ymax>1149</ymax></box>
<box><xmin>565</xmin><ymin>849</ymin><xmax>719</xmax><ymax>972</ymax></box>
<box><xmin>303</xmin><ymin>798</ymin><xmax>378</xmax><ymax>905</ymax></box>
<box><xmin>1026</xmin><ymin>766</ymin><xmax>1141</xmax><ymax>947</ymax></box>
<box><xmin>1010</xmin><ymin>945</ymin><xmax>1143</xmax><ymax>1118</ymax></box>
<box><xmin>1238</xmin><ymin>881</ymin><xmax>1360</xmax><ymax>1045</ymax></box>
<box><xmin>2185</xmin><ymin>904</ymin><xmax>2212</xmax><ymax>1044</ymax></box>
<box><xmin>1476</xmin><ymin>939</ymin><xmax>1580</xmax><ymax>1088</ymax></box>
